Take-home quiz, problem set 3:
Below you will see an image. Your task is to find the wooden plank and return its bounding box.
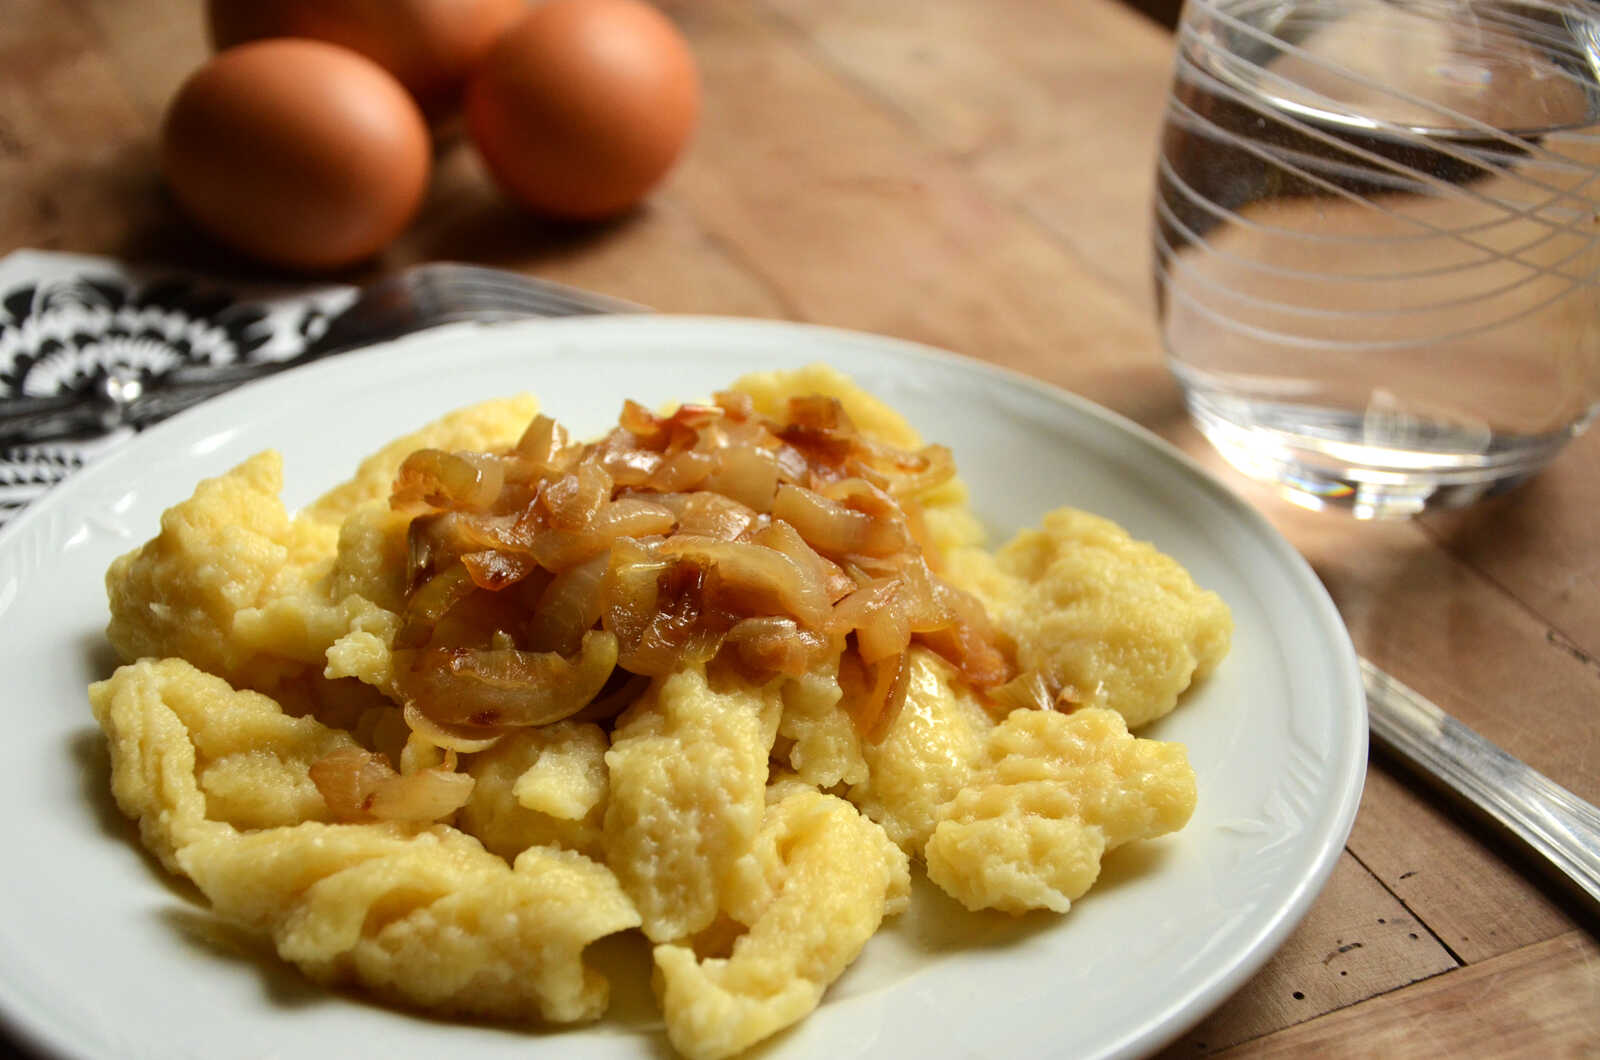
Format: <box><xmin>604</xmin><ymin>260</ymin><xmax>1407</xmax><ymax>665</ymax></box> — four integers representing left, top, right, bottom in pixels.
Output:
<box><xmin>1419</xmin><ymin>427</ymin><xmax>1600</xmax><ymax>663</ymax></box>
<box><xmin>0</xmin><ymin>0</ymin><xmax>159</xmax><ymax>253</ymax></box>
<box><xmin>69</xmin><ymin>0</ymin><xmax>206</xmax><ymax>125</ymax></box>
<box><xmin>386</xmin><ymin>147</ymin><xmax>792</xmax><ymax>317</ymax></box>
<box><xmin>1347</xmin><ymin>764</ymin><xmax>1579</xmax><ymax>966</ymax></box>
<box><xmin>1170</xmin><ymin>423</ymin><xmax>1600</xmax><ymax>806</ymax></box>
<box><xmin>755</xmin><ymin>0</ymin><xmax>1176</xmax><ymax>314</ymax></box>
<box><xmin>657</xmin><ymin>0</ymin><xmax>1162</xmax><ymax>388</ymax></box>
<box><xmin>1160</xmin><ymin>852</ymin><xmax>1457</xmax><ymax>1056</ymax></box>
<box><xmin>1213</xmin><ymin>931</ymin><xmax>1600</xmax><ymax>1057</ymax></box>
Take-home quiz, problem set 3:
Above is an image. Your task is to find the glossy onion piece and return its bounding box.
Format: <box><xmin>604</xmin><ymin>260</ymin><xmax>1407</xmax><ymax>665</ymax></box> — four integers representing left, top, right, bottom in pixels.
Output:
<box><xmin>391</xmin><ymin>629</ymin><xmax>620</xmax><ymax>729</ymax></box>
<box><xmin>835</xmin><ymin>580</ymin><xmax>913</xmax><ymax>664</ymax></box>
<box><xmin>987</xmin><ymin>668</ymin><xmax>1056</xmax><ymax>715</ymax></box>
<box><xmin>309</xmin><ymin>746</ymin><xmax>475</xmax><ymax>822</ymax></box>
<box><xmin>392</xmin><ymin>448</ymin><xmax>506</xmax><ymax>511</ymax></box>
<box><xmin>528</xmin><ymin>552</ymin><xmax>610</xmax><ymax>655</ymax></box>
<box><xmin>724</xmin><ymin>616</ymin><xmax>834</xmax><ymax>679</ymax></box>
<box><xmin>402</xmin><ymin>703</ymin><xmax>507</xmax><ymax>753</ymax></box>
<box><xmin>461</xmin><ymin>549</ymin><xmax>539</xmax><ymax>591</ymax></box>
<box><xmin>656</xmin><ymin>492</ymin><xmax>758</xmax><ymax>541</ymax></box>
<box><xmin>882</xmin><ymin>443</ymin><xmax>956</xmax><ymax>497</ymax></box>
<box><xmin>839</xmin><ymin>648</ymin><xmax>910</xmax><ymax>742</ymax></box>
<box><xmin>541</xmin><ymin>457</ymin><xmax>612</xmax><ymax>529</ymax></box>
<box><xmin>657</xmin><ymin>534</ymin><xmax>829</xmax><ymax>629</ymax></box>
<box><xmin>771</xmin><ymin>483</ymin><xmax>886</xmax><ymax>558</ymax></box>
<box><xmin>701</xmin><ymin>443</ymin><xmax>780</xmax><ymax>512</ymax></box>
<box><xmin>751</xmin><ymin>518</ymin><xmax>853</xmax><ymax>603</ymax></box>
<box><xmin>648</xmin><ymin>449</ymin><xmax>716</xmax><ymax>492</ymax></box>
<box><xmin>514</xmin><ymin>413</ymin><xmax>575</xmax><ymax>474</ymax></box>
<box><xmin>395</xmin><ymin>562</ymin><xmax>477</xmax><ymax>648</ymax></box>
<box><xmin>915</xmin><ymin>582</ymin><xmax>1014</xmax><ymax>689</ymax></box>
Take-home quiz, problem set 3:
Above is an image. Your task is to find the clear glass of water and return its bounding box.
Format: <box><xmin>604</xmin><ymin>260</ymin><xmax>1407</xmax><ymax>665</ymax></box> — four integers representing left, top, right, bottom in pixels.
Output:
<box><xmin>1153</xmin><ymin>0</ymin><xmax>1600</xmax><ymax>517</ymax></box>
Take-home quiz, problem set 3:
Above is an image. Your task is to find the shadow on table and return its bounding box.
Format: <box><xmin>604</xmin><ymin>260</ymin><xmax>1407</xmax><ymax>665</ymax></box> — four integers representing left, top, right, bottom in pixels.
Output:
<box><xmin>1122</xmin><ymin>0</ymin><xmax>1183</xmax><ymax>29</ymax></box>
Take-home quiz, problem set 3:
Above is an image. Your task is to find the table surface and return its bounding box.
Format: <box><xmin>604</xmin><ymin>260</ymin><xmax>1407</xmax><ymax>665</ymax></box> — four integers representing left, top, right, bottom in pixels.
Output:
<box><xmin>5</xmin><ymin>0</ymin><xmax>1598</xmax><ymax>1055</ymax></box>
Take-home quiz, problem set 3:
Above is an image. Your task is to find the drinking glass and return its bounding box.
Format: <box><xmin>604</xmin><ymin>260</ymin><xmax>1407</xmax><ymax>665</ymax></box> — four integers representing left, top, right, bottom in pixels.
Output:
<box><xmin>1152</xmin><ymin>0</ymin><xmax>1600</xmax><ymax>517</ymax></box>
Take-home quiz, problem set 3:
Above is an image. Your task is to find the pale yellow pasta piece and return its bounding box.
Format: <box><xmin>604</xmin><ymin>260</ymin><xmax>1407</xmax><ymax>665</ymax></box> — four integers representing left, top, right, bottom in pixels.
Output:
<box><xmin>91</xmin><ymin>656</ymin><xmax>637</xmax><ymax>1025</ymax></box>
<box><xmin>300</xmin><ymin>395</ymin><xmax>538</xmax><ymax>526</ymax></box>
<box><xmin>847</xmin><ymin>650</ymin><xmax>994</xmax><ymax>855</ymax></box>
<box><xmin>458</xmin><ymin>723</ymin><xmax>610</xmax><ymax>861</ymax></box>
<box><xmin>924</xmin><ymin>707</ymin><xmax>1196</xmax><ymax>915</ymax></box>
<box><xmin>88</xmin><ymin>658</ymin><xmax>358</xmax><ymax>868</ymax></box>
<box><xmin>949</xmin><ymin>507</ymin><xmax>1232</xmax><ymax>728</ymax></box>
<box><xmin>105</xmin><ymin>453</ymin><xmax>314</xmax><ymax>687</ymax></box>
<box><xmin>178</xmin><ymin>824</ymin><xmax>639</xmax><ymax>1024</ymax></box>
<box><xmin>654</xmin><ymin>789</ymin><xmax>910</xmax><ymax>1060</ymax></box>
<box><xmin>775</xmin><ymin>660</ymin><xmax>867</xmax><ymax>790</ymax></box>
<box><xmin>102</xmin><ymin>451</ymin><xmax>403</xmax><ymax>708</ymax></box>
<box><xmin>325</xmin><ymin>503</ymin><xmax>413</xmax><ymax>615</ymax></box>
<box><xmin>603</xmin><ymin>667</ymin><xmax>781</xmax><ymax>943</ymax></box>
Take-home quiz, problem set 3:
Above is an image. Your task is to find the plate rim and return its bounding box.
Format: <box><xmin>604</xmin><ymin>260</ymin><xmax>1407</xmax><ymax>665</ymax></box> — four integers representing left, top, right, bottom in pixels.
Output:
<box><xmin>0</xmin><ymin>313</ymin><xmax>1367</xmax><ymax>1060</ymax></box>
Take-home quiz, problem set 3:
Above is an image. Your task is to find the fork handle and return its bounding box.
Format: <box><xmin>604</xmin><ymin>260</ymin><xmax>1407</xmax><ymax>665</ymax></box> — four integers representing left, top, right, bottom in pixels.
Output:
<box><xmin>1361</xmin><ymin>658</ymin><xmax>1600</xmax><ymax>911</ymax></box>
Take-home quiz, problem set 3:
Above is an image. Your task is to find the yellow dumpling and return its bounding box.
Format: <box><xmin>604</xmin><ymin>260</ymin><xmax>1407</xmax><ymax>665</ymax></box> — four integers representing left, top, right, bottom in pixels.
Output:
<box><xmin>603</xmin><ymin>667</ymin><xmax>782</xmax><ymax>943</ymax></box>
<box><xmin>924</xmin><ymin>707</ymin><xmax>1196</xmax><ymax>914</ymax></box>
<box><xmin>90</xmin><ymin>656</ymin><xmax>639</xmax><ymax>1024</ymax></box>
<box><xmin>847</xmin><ymin>650</ymin><xmax>995</xmax><ymax>855</ymax></box>
<box><xmin>653</xmin><ymin>788</ymin><xmax>910</xmax><ymax>1060</ymax></box>
<box><xmin>948</xmin><ymin>507</ymin><xmax>1232</xmax><ymax>729</ymax></box>
<box><xmin>179</xmin><ymin>825</ymin><xmax>639</xmax><ymax>1024</ymax></box>
<box><xmin>459</xmin><ymin>722</ymin><xmax>610</xmax><ymax>861</ymax></box>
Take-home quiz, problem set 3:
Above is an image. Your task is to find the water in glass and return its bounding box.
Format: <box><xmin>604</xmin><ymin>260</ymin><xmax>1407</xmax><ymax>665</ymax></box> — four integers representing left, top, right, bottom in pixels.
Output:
<box><xmin>1154</xmin><ymin>0</ymin><xmax>1600</xmax><ymax>516</ymax></box>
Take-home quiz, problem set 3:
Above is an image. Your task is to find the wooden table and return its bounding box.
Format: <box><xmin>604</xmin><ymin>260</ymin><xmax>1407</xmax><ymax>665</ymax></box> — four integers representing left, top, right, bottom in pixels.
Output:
<box><xmin>5</xmin><ymin>0</ymin><xmax>1598</xmax><ymax>1055</ymax></box>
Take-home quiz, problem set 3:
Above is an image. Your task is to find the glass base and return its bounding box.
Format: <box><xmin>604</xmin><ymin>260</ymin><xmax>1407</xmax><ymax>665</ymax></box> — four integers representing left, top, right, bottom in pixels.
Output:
<box><xmin>1182</xmin><ymin>386</ymin><xmax>1580</xmax><ymax>519</ymax></box>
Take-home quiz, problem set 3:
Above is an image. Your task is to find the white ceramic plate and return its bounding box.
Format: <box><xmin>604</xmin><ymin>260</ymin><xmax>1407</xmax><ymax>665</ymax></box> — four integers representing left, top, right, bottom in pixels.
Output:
<box><xmin>0</xmin><ymin>316</ymin><xmax>1365</xmax><ymax>1060</ymax></box>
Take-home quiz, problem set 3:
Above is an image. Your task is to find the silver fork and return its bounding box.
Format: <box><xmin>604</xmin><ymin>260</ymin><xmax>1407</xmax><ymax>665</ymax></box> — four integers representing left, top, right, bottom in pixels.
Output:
<box><xmin>0</xmin><ymin>262</ymin><xmax>641</xmax><ymax>444</ymax></box>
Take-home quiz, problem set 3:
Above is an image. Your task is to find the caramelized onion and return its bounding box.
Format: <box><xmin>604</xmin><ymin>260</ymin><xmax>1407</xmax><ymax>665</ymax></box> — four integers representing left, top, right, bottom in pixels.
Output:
<box><xmin>389</xmin><ymin>386</ymin><xmax>1018</xmax><ymax>743</ymax></box>
<box><xmin>702</xmin><ymin>444</ymin><xmax>780</xmax><ymax>512</ymax></box>
<box><xmin>657</xmin><ymin>492</ymin><xmax>758</xmax><ymax>541</ymax></box>
<box><xmin>309</xmin><ymin>747</ymin><xmax>395</xmax><ymax>821</ymax></box>
<box><xmin>395</xmin><ymin>563</ymin><xmax>476</xmax><ymax>649</ymax></box>
<box><xmin>987</xmin><ymin>668</ymin><xmax>1055</xmax><ymax>715</ymax></box>
<box><xmin>514</xmin><ymin>414</ymin><xmax>574</xmax><ymax>474</ymax></box>
<box><xmin>724</xmin><ymin>616</ymin><xmax>834</xmax><ymax>679</ymax></box>
<box><xmin>839</xmin><ymin>648</ymin><xmax>909</xmax><ymax>742</ymax></box>
<box><xmin>392</xmin><ymin>630</ymin><xmax>619</xmax><ymax>729</ymax></box>
<box><xmin>529</xmin><ymin>552</ymin><xmax>609</xmax><ymax>655</ymax></box>
<box><xmin>309</xmin><ymin>746</ymin><xmax>474</xmax><ymax>822</ymax></box>
<box><xmin>393</xmin><ymin>449</ymin><xmax>505</xmax><ymax>511</ymax></box>
<box><xmin>461</xmin><ymin>549</ymin><xmax>538</xmax><ymax>591</ymax></box>
<box><xmin>658</xmin><ymin>535</ymin><xmax>829</xmax><ymax>629</ymax></box>
<box><xmin>542</xmin><ymin>457</ymin><xmax>612</xmax><ymax>529</ymax></box>
<box><xmin>402</xmin><ymin>703</ymin><xmax>506</xmax><ymax>753</ymax></box>
<box><xmin>771</xmin><ymin>483</ymin><xmax>879</xmax><ymax>557</ymax></box>
<box><xmin>366</xmin><ymin>768</ymin><xmax>476</xmax><ymax>821</ymax></box>
<box><xmin>915</xmin><ymin>582</ymin><xmax>1014</xmax><ymax>689</ymax></box>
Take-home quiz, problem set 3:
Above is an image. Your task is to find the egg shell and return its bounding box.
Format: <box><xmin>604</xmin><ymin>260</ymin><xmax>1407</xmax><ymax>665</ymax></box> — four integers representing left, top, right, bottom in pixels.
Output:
<box><xmin>161</xmin><ymin>39</ymin><xmax>431</xmax><ymax>271</ymax></box>
<box><xmin>465</xmin><ymin>0</ymin><xmax>700</xmax><ymax>220</ymax></box>
<box><xmin>206</xmin><ymin>0</ymin><xmax>528</xmax><ymax>116</ymax></box>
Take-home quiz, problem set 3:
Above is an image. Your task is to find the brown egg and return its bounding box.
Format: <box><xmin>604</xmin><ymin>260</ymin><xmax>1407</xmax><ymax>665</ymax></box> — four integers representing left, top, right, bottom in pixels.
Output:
<box><xmin>206</xmin><ymin>0</ymin><xmax>528</xmax><ymax>116</ymax></box>
<box><xmin>161</xmin><ymin>39</ymin><xmax>431</xmax><ymax>271</ymax></box>
<box><xmin>464</xmin><ymin>0</ymin><xmax>700</xmax><ymax>220</ymax></box>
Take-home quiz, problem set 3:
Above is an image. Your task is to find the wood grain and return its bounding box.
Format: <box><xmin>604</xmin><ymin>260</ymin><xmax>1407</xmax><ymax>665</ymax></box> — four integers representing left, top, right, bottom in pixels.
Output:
<box><xmin>1213</xmin><ymin>931</ymin><xmax>1600</xmax><ymax>1057</ymax></box>
<box><xmin>1161</xmin><ymin>852</ymin><xmax>1457</xmax><ymax>1055</ymax></box>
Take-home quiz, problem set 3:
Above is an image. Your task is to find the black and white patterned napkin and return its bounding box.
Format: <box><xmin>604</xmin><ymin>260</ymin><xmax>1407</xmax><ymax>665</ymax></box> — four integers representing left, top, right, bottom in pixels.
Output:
<box><xmin>0</xmin><ymin>250</ymin><xmax>359</xmax><ymax>529</ymax></box>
